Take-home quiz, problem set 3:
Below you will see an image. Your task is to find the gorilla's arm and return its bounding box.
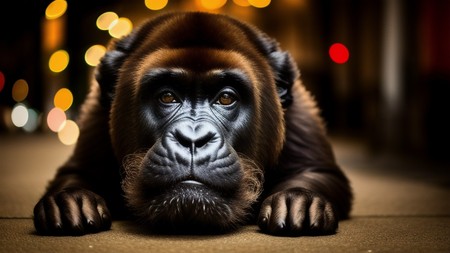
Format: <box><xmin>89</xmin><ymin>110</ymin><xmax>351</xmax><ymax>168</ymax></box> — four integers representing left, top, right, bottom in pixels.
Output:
<box><xmin>33</xmin><ymin>84</ymin><xmax>121</xmax><ymax>235</ymax></box>
<box><xmin>258</xmin><ymin>80</ymin><xmax>352</xmax><ymax>235</ymax></box>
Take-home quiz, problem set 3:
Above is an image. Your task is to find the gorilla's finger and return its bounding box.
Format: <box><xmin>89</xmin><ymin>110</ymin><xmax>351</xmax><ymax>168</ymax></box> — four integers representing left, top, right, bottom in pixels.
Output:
<box><xmin>33</xmin><ymin>200</ymin><xmax>48</xmax><ymax>234</ymax></box>
<box><xmin>43</xmin><ymin>196</ymin><xmax>63</xmax><ymax>234</ymax></box>
<box><xmin>287</xmin><ymin>194</ymin><xmax>308</xmax><ymax>232</ymax></box>
<box><xmin>56</xmin><ymin>192</ymin><xmax>84</xmax><ymax>234</ymax></box>
<box><xmin>267</xmin><ymin>194</ymin><xmax>288</xmax><ymax>233</ymax></box>
<box><xmin>308</xmin><ymin>197</ymin><xmax>325</xmax><ymax>232</ymax></box>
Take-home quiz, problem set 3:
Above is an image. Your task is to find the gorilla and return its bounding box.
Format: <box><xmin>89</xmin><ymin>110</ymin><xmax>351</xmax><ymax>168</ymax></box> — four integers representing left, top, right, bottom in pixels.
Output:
<box><xmin>33</xmin><ymin>12</ymin><xmax>352</xmax><ymax>236</ymax></box>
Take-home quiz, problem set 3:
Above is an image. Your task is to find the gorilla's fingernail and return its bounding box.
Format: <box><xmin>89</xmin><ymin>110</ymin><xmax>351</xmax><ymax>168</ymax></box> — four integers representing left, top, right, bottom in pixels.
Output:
<box><xmin>56</xmin><ymin>223</ymin><xmax>63</xmax><ymax>230</ymax></box>
<box><xmin>87</xmin><ymin>220</ymin><xmax>95</xmax><ymax>226</ymax></box>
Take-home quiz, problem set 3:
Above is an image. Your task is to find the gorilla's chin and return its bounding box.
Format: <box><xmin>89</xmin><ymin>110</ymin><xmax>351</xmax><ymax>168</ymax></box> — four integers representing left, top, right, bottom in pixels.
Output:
<box><xmin>146</xmin><ymin>182</ymin><xmax>239</xmax><ymax>232</ymax></box>
<box><xmin>124</xmin><ymin>179</ymin><xmax>243</xmax><ymax>233</ymax></box>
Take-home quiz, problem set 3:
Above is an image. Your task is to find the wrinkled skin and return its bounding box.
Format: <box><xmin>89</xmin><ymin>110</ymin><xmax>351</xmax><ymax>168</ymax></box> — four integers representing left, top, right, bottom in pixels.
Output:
<box><xmin>33</xmin><ymin>12</ymin><xmax>352</xmax><ymax>236</ymax></box>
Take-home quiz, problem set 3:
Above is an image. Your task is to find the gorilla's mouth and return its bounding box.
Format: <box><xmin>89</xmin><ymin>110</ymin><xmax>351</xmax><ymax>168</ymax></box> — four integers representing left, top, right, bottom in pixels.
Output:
<box><xmin>161</xmin><ymin>178</ymin><xmax>233</xmax><ymax>209</ymax></box>
<box><xmin>180</xmin><ymin>180</ymin><xmax>204</xmax><ymax>185</ymax></box>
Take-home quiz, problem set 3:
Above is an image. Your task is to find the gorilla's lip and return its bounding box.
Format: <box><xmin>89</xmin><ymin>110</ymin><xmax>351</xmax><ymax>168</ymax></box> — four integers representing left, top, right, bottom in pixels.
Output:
<box><xmin>180</xmin><ymin>180</ymin><xmax>204</xmax><ymax>186</ymax></box>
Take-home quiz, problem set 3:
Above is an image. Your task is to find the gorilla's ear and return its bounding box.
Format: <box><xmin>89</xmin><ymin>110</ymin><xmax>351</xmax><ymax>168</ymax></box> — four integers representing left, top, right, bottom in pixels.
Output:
<box><xmin>267</xmin><ymin>50</ymin><xmax>298</xmax><ymax>108</ymax></box>
<box><xmin>251</xmin><ymin>31</ymin><xmax>298</xmax><ymax>108</ymax></box>
<box><xmin>95</xmin><ymin>34</ymin><xmax>137</xmax><ymax>106</ymax></box>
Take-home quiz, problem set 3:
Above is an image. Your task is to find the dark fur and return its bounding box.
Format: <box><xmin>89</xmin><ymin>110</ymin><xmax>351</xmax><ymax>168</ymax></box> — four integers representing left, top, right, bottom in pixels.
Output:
<box><xmin>33</xmin><ymin>12</ymin><xmax>352</xmax><ymax>236</ymax></box>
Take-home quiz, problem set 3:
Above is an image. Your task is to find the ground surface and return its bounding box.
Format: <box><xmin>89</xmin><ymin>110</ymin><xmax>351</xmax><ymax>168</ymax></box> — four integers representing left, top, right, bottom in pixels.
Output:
<box><xmin>0</xmin><ymin>133</ymin><xmax>449</xmax><ymax>253</ymax></box>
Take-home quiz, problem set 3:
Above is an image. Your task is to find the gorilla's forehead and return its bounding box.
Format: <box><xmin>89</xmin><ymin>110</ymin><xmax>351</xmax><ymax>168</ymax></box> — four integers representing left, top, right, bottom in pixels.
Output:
<box><xmin>138</xmin><ymin>48</ymin><xmax>257</xmax><ymax>71</ymax></box>
<box><xmin>132</xmin><ymin>48</ymin><xmax>261</xmax><ymax>87</ymax></box>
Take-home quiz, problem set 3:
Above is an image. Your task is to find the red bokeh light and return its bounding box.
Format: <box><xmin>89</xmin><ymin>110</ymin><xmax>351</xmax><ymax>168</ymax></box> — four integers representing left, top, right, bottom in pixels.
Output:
<box><xmin>0</xmin><ymin>71</ymin><xmax>5</xmax><ymax>92</ymax></box>
<box><xmin>329</xmin><ymin>43</ymin><xmax>350</xmax><ymax>64</ymax></box>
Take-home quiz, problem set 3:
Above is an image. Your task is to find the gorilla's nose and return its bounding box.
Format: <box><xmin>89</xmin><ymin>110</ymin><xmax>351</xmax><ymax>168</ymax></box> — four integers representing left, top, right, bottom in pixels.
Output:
<box><xmin>173</xmin><ymin>122</ymin><xmax>217</xmax><ymax>150</ymax></box>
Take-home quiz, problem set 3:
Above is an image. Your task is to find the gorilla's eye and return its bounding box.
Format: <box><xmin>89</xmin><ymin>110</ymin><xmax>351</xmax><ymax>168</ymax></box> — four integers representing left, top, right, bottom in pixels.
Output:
<box><xmin>216</xmin><ymin>92</ymin><xmax>237</xmax><ymax>106</ymax></box>
<box><xmin>159</xmin><ymin>92</ymin><xmax>178</xmax><ymax>104</ymax></box>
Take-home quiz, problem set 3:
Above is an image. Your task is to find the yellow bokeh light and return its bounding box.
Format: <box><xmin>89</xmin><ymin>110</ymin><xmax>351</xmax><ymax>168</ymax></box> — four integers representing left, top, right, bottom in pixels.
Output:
<box><xmin>85</xmin><ymin>45</ymin><xmax>106</xmax><ymax>67</ymax></box>
<box><xmin>248</xmin><ymin>0</ymin><xmax>270</xmax><ymax>8</ymax></box>
<box><xmin>54</xmin><ymin>88</ymin><xmax>73</xmax><ymax>111</ymax></box>
<box><xmin>201</xmin><ymin>0</ymin><xmax>227</xmax><ymax>10</ymax></box>
<box><xmin>12</xmin><ymin>79</ymin><xmax>29</xmax><ymax>102</ymax></box>
<box><xmin>49</xmin><ymin>50</ymin><xmax>69</xmax><ymax>73</ymax></box>
<box><xmin>233</xmin><ymin>0</ymin><xmax>250</xmax><ymax>7</ymax></box>
<box><xmin>58</xmin><ymin>120</ymin><xmax>80</xmax><ymax>145</ymax></box>
<box><xmin>96</xmin><ymin>12</ymin><xmax>119</xmax><ymax>31</ymax></box>
<box><xmin>45</xmin><ymin>0</ymin><xmax>68</xmax><ymax>20</ymax></box>
<box><xmin>145</xmin><ymin>0</ymin><xmax>169</xmax><ymax>10</ymax></box>
<box><xmin>109</xmin><ymin>17</ymin><xmax>133</xmax><ymax>38</ymax></box>
<box><xmin>47</xmin><ymin>107</ymin><xmax>66</xmax><ymax>132</ymax></box>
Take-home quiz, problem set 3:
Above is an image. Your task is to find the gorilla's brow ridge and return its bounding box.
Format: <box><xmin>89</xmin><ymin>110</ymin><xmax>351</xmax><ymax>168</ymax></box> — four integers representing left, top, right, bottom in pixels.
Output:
<box><xmin>140</xmin><ymin>68</ymin><xmax>188</xmax><ymax>85</ymax></box>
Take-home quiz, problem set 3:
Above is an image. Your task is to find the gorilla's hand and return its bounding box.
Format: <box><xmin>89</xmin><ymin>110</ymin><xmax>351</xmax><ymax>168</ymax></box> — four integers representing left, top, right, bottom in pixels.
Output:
<box><xmin>33</xmin><ymin>188</ymin><xmax>111</xmax><ymax>235</ymax></box>
<box><xmin>258</xmin><ymin>188</ymin><xmax>338</xmax><ymax>236</ymax></box>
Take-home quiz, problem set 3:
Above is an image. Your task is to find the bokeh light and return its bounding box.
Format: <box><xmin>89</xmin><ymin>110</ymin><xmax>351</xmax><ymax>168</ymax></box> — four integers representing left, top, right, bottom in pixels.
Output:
<box><xmin>12</xmin><ymin>79</ymin><xmax>29</xmax><ymax>102</ymax></box>
<box><xmin>57</xmin><ymin>120</ymin><xmax>80</xmax><ymax>145</ymax></box>
<box><xmin>96</xmin><ymin>12</ymin><xmax>118</xmax><ymax>31</ymax></box>
<box><xmin>45</xmin><ymin>0</ymin><xmax>68</xmax><ymax>20</ymax></box>
<box><xmin>109</xmin><ymin>17</ymin><xmax>133</xmax><ymax>38</ymax></box>
<box><xmin>233</xmin><ymin>0</ymin><xmax>250</xmax><ymax>7</ymax></box>
<box><xmin>49</xmin><ymin>50</ymin><xmax>69</xmax><ymax>73</ymax></box>
<box><xmin>54</xmin><ymin>88</ymin><xmax>73</xmax><ymax>111</ymax></box>
<box><xmin>0</xmin><ymin>71</ymin><xmax>5</xmax><ymax>93</ymax></box>
<box><xmin>329</xmin><ymin>43</ymin><xmax>350</xmax><ymax>64</ymax></box>
<box><xmin>248</xmin><ymin>0</ymin><xmax>271</xmax><ymax>8</ymax></box>
<box><xmin>23</xmin><ymin>108</ymin><xmax>40</xmax><ymax>133</ymax></box>
<box><xmin>47</xmin><ymin>107</ymin><xmax>66</xmax><ymax>132</ymax></box>
<box><xmin>11</xmin><ymin>104</ymin><xmax>29</xmax><ymax>128</ymax></box>
<box><xmin>145</xmin><ymin>0</ymin><xmax>168</xmax><ymax>10</ymax></box>
<box><xmin>85</xmin><ymin>45</ymin><xmax>106</xmax><ymax>66</ymax></box>
<box><xmin>200</xmin><ymin>0</ymin><xmax>227</xmax><ymax>10</ymax></box>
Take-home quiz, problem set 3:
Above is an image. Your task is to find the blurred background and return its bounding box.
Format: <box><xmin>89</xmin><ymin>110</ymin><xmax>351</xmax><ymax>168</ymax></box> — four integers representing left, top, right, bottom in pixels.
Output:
<box><xmin>1</xmin><ymin>0</ymin><xmax>449</xmax><ymax>164</ymax></box>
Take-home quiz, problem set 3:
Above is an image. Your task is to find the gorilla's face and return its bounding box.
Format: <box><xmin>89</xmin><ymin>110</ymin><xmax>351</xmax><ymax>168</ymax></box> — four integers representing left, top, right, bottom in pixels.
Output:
<box><xmin>110</xmin><ymin>48</ymin><xmax>284</xmax><ymax>231</ymax></box>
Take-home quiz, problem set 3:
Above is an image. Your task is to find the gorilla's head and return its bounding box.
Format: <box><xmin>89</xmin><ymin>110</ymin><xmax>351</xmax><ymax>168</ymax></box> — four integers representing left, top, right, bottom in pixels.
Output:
<box><xmin>95</xmin><ymin>12</ymin><xmax>297</xmax><ymax>232</ymax></box>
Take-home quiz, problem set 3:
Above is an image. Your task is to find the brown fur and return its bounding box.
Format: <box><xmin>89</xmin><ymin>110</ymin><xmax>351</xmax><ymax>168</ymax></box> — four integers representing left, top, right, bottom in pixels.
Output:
<box><xmin>33</xmin><ymin>12</ymin><xmax>352</xmax><ymax>236</ymax></box>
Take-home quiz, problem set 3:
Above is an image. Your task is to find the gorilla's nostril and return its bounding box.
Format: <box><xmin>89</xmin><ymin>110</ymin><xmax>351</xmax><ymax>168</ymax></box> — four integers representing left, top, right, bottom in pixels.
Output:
<box><xmin>174</xmin><ymin>125</ymin><xmax>216</xmax><ymax>149</ymax></box>
<box><xmin>194</xmin><ymin>132</ymin><xmax>215</xmax><ymax>148</ymax></box>
<box><xmin>174</xmin><ymin>131</ymin><xmax>192</xmax><ymax>149</ymax></box>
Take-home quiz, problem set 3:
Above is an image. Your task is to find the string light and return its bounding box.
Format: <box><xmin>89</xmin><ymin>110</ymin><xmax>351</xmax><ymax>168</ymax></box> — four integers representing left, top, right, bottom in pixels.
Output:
<box><xmin>47</xmin><ymin>107</ymin><xmax>66</xmax><ymax>132</ymax></box>
<box><xmin>145</xmin><ymin>0</ymin><xmax>168</xmax><ymax>10</ymax></box>
<box><xmin>11</xmin><ymin>104</ymin><xmax>29</xmax><ymax>128</ymax></box>
<box><xmin>108</xmin><ymin>17</ymin><xmax>133</xmax><ymax>38</ymax></box>
<box><xmin>54</xmin><ymin>88</ymin><xmax>73</xmax><ymax>111</ymax></box>
<box><xmin>200</xmin><ymin>0</ymin><xmax>227</xmax><ymax>10</ymax></box>
<box><xmin>233</xmin><ymin>0</ymin><xmax>250</xmax><ymax>7</ymax></box>
<box><xmin>96</xmin><ymin>12</ymin><xmax>119</xmax><ymax>31</ymax></box>
<box><xmin>57</xmin><ymin>120</ymin><xmax>80</xmax><ymax>145</ymax></box>
<box><xmin>0</xmin><ymin>71</ymin><xmax>5</xmax><ymax>93</ymax></box>
<box><xmin>23</xmin><ymin>108</ymin><xmax>40</xmax><ymax>133</ymax></box>
<box><xmin>248</xmin><ymin>0</ymin><xmax>271</xmax><ymax>8</ymax></box>
<box><xmin>12</xmin><ymin>79</ymin><xmax>29</xmax><ymax>102</ymax></box>
<box><xmin>45</xmin><ymin>0</ymin><xmax>67</xmax><ymax>20</ymax></box>
<box><xmin>85</xmin><ymin>45</ymin><xmax>106</xmax><ymax>66</ymax></box>
<box><xmin>49</xmin><ymin>50</ymin><xmax>69</xmax><ymax>73</ymax></box>
<box><xmin>329</xmin><ymin>43</ymin><xmax>350</xmax><ymax>64</ymax></box>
